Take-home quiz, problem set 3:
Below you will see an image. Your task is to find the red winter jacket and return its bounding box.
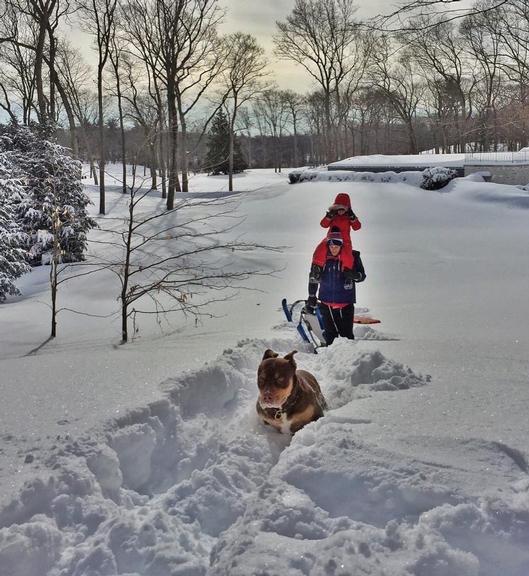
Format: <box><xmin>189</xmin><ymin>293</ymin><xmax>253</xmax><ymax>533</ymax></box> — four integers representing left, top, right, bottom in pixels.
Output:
<box><xmin>313</xmin><ymin>193</ymin><xmax>361</xmax><ymax>269</ymax></box>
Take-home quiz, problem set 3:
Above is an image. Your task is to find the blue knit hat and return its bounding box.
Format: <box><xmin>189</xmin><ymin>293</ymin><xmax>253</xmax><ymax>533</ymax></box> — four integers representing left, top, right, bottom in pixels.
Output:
<box><xmin>327</xmin><ymin>226</ymin><xmax>343</xmax><ymax>246</ymax></box>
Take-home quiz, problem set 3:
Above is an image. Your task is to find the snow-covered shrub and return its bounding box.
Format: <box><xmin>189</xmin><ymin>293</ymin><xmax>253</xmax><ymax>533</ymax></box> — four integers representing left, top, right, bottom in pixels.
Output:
<box><xmin>0</xmin><ymin>125</ymin><xmax>96</xmax><ymax>265</ymax></box>
<box><xmin>288</xmin><ymin>170</ymin><xmax>302</xmax><ymax>183</ymax></box>
<box><xmin>420</xmin><ymin>166</ymin><xmax>457</xmax><ymax>190</ymax></box>
<box><xmin>0</xmin><ymin>152</ymin><xmax>31</xmax><ymax>301</ymax></box>
<box><xmin>288</xmin><ymin>169</ymin><xmax>318</xmax><ymax>183</ymax></box>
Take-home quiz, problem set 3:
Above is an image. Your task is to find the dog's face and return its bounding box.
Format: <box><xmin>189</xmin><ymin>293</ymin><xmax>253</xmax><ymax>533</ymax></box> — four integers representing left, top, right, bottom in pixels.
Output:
<box><xmin>257</xmin><ymin>349</ymin><xmax>297</xmax><ymax>408</ymax></box>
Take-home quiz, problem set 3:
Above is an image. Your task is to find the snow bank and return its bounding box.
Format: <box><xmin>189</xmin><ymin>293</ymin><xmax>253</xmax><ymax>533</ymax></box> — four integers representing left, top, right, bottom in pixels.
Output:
<box><xmin>446</xmin><ymin>178</ymin><xmax>529</xmax><ymax>209</ymax></box>
<box><xmin>289</xmin><ymin>168</ymin><xmax>424</xmax><ymax>187</ymax></box>
<box><xmin>288</xmin><ymin>166</ymin><xmax>529</xmax><ymax>210</ymax></box>
<box><xmin>2</xmin><ymin>334</ymin><xmax>528</xmax><ymax>575</ymax></box>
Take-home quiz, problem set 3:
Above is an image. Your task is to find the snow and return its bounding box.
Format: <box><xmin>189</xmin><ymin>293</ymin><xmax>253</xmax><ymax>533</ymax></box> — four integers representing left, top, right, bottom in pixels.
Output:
<box><xmin>2</xmin><ymin>165</ymin><xmax>529</xmax><ymax>575</ymax></box>
<box><xmin>328</xmin><ymin>153</ymin><xmax>465</xmax><ymax>169</ymax></box>
<box><xmin>329</xmin><ymin>150</ymin><xmax>529</xmax><ymax>171</ymax></box>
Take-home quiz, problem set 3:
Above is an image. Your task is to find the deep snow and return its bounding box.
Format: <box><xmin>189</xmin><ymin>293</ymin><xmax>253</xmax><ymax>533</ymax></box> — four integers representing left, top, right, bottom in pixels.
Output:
<box><xmin>1</xmin><ymin>166</ymin><xmax>529</xmax><ymax>575</ymax></box>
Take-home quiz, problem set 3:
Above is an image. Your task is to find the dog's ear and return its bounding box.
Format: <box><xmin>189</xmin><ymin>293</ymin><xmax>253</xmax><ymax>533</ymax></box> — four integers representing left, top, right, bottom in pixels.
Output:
<box><xmin>284</xmin><ymin>350</ymin><xmax>298</xmax><ymax>367</ymax></box>
<box><xmin>262</xmin><ymin>349</ymin><xmax>279</xmax><ymax>360</ymax></box>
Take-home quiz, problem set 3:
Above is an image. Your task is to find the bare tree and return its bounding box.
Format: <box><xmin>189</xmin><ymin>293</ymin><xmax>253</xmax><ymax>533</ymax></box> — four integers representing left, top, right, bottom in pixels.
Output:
<box><xmin>79</xmin><ymin>0</ymin><xmax>118</xmax><ymax>214</ymax></box>
<box><xmin>173</xmin><ymin>0</ymin><xmax>225</xmax><ymax>193</ymax></box>
<box><xmin>123</xmin><ymin>0</ymin><xmax>225</xmax><ymax>206</ymax></box>
<box><xmin>120</xmin><ymin>58</ymin><xmax>160</xmax><ymax>190</ymax></box>
<box><xmin>91</xmin><ymin>171</ymin><xmax>279</xmax><ymax>343</ymax></box>
<box><xmin>282</xmin><ymin>90</ymin><xmax>304</xmax><ymax>167</ymax></box>
<box><xmin>377</xmin><ymin>0</ymin><xmax>509</xmax><ymax>31</ymax></box>
<box><xmin>220</xmin><ymin>32</ymin><xmax>267</xmax><ymax>192</ymax></box>
<box><xmin>119</xmin><ymin>0</ymin><xmax>167</xmax><ymax>197</ymax></box>
<box><xmin>237</xmin><ymin>107</ymin><xmax>254</xmax><ymax>168</ymax></box>
<box><xmin>369</xmin><ymin>34</ymin><xmax>423</xmax><ymax>154</ymax></box>
<box><xmin>461</xmin><ymin>1</ymin><xmax>504</xmax><ymax>150</ymax></box>
<box><xmin>56</xmin><ymin>43</ymin><xmax>100</xmax><ymax>178</ymax></box>
<box><xmin>0</xmin><ymin>21</ymin><xmax>37</xmax><ymax>124</ymax></box>
<box><xmin>403</xmin><ymin>14</ymin><xmax>475</xmax><ymax>151</ymax></box>
<box><xmin>109</xmin><ymin>32</ymin><xmax>127</xmax><ymax>193</ymax></box>
<box><xmin>275</xmin><ymin>0</ymin><xmax>362</xmax><ymax>163</ymax></box>
<box><xmin>254</xmin><ymin>89</ymin><xmax>291</xmax><ymax>173</ymax></box>
<box><xmin>304</xmin><ymin>90</ymin><xmax>326</xmax><ymax>165</ymax></box>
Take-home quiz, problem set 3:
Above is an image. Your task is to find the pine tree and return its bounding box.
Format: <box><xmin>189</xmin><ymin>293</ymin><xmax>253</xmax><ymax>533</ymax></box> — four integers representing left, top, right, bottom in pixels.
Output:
<box><xmin>205</xmin><ymin>110</ymin><xmax>248</xmax><ymax>175</ymax></box>
<box><xmin>0</xmin><ymin>151</ymin><xmax>30</xmax><ymax>301</ymax></box>
<box><xmin>0</xmin><ymin>125</ymin><xmax>97</xmax><ymax>265</ymax></box>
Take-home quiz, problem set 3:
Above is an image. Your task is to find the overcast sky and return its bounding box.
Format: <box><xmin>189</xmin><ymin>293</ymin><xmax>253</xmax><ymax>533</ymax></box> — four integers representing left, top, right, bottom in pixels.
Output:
<box><xmin>69</xmin><ymin>0</ymin><xmax>396</xmax><ymax>93</ymax></box>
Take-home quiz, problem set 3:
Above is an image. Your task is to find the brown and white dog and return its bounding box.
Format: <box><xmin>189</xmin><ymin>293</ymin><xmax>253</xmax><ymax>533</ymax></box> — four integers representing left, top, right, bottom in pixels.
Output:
<box><xmin>256</xmin><ymin>349</ymin><xmax>327</xmax><ymax>434</ymax></box>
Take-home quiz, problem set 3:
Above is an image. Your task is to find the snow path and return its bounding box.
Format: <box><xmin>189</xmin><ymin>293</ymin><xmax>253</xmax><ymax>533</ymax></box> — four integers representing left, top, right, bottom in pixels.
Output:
<box><xmin>0</xmin><ymin>330</ymin><xmax>439</xmax><ymax>576</ymax></box>
<box><xmin>3</xmin><ymin>332</ymin><xmax>528</xmax><ymax>575</ymax></box>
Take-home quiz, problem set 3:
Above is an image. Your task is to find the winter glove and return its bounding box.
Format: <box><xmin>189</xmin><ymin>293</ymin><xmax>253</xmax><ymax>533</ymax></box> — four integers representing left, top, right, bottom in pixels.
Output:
<box><xmin>305</xmin><ymin>295</ymin><xmax>318</xmax><ymax>314</ymax></box>
<box><xmin>347</xmin><ymin>208</ymin><xmax>357</xmax><ymax>220</ymax></box>
<box><xmin>344</xmin><ymin>268</ymin><xmax>354</xmax><ymax>290</ymax></box>
<box><xmin>325</xmin><ymin>210</ymin><xmax>336</xmax><ymax>219</ymax></box>
<box><xmin>309</xmin><ymin>264</ymin><xmax>323</xmax><ymax>282</ymax></box>
<box><xmin>353</xmin><ymin>270</ymin><xmax>366</xmax><ymax>282</ymax></box>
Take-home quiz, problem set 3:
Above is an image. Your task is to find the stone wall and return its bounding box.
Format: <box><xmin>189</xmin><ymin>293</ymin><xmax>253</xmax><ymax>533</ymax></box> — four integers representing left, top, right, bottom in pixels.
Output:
<box><xmin>464</xmin><ymin>163</ymin><xmax>529</xmax><ymax>185</ymax></box>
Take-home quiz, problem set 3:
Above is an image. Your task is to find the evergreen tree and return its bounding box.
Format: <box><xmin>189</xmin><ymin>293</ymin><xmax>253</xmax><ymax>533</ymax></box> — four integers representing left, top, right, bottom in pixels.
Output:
<box><xmin>0</xmin><ymin>152</ymin><xmax>31</xmax><ymax>301</ymax></box>
<box><xmin>0</xmin><ymin>125</ymin><xmax>97</xmax><ymax>265</ymax></box>
<box><xmin>205</xmin><ymin>110</ymin><xmax>247</xmax><ymax>175</ymax></box>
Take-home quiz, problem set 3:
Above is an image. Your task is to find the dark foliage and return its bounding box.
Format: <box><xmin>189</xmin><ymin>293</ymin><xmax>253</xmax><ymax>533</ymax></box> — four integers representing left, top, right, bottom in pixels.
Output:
<box><xmin>205</xmin><ymin>110</ymin><xmax>247</xmax><ymax>175</ymax></box>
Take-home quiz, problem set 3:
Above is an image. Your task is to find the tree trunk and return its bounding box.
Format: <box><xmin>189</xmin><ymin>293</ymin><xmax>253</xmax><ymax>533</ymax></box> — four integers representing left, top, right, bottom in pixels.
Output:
<box><xmin>49</xmin><ymin>36</ymin><xmax>57</xmax><ymax>122</ymax></box>
<box><xmin>98</xmin><ymin>63</ymin><xmax>106</xmax><ymax>214</ymax></box>
<box><xmin>158</xmin><ymin>127</ymin><xmax>167</xmax><ymax>198</ymax></box>
<box><xmin>115</xmin><ymin>69</ymin><xmax>127</xmax><ymax>193</ymax></box>
<box><xmin>166</xmin><ymin>78</ymin><xmax>181</xmax><ymax>210</ymax></box>
<box><xmin>52</xmin><ymin>69</ymin><xmax>79</xmax><ymax>157</ymax></box>
<box><xmin>50</xmin><ymin>258</ymin><xmax>58</xmax><ymax>338</ymax></box>
<box><xmin>292</xmin><ymin>116</ymin><xmax>298</xmax><ymax>167</ymax></box>
<box><xmin>177</xmin><ymin>92</ymin><xmax>189</xmax><ymax>192</ymax></box>
<box><xmin>150</xmin><ymin>162</ymin><xmax>157</xmax><ymax>189</ymax></box>
<box><xmin>228</xmin><ymin>124</ymin><xmax>234</xmax><ymax>192</ymax></box>
<box><xmin>324</xmin><ymin>90</ymin><xmax>332</xmax><ymax>163</ymax></box>
<box><xmin>404</xmin><ymin>116</ymin><xmax>418</xmax><ymax>154</ymax></box>
<box><xmin>35</xmin><ymin>24</ymin><xmax>48</xmax><ymax>124</ymax></box>
<box><xmin>90</xmin><ymin>158</ymin><xmax>99</xmax><ymax>185</ymax></box>
<box><xmin>121</xmin><ymin>195</ymin><xmax>134</xmax><ymax>343</ymax></box>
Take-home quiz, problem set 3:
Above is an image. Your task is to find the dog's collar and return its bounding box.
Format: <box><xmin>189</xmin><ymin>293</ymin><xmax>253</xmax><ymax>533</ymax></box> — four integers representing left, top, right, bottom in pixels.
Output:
<box><xmin>263</xmin><ymin>376</ymin><xmax>302</xmax><ymax>420</ymax></box>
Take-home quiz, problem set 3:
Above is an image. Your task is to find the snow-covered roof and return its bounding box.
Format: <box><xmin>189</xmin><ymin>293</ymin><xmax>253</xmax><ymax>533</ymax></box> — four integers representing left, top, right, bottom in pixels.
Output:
<box><xmin>329</xmin><ymin>151</ymin><xmax>529</xmax><ymax>170</ymax></box>
<box><xmin>329</xmin><ymin>153</ymin><xmax>465</xmax><ymax>170</ymax></box>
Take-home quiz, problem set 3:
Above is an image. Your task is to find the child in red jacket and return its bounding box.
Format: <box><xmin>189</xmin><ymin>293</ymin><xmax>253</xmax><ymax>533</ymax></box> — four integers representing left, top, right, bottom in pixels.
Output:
<box><xmin>311</xmin><ymin>193</ymin><xmax>361</xmax><ymax>286</ymax></box>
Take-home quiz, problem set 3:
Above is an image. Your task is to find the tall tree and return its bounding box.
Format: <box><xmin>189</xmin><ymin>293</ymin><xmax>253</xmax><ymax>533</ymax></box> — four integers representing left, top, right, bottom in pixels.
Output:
<box><xmin>80</xmin><ymin>0</ymin><xmax>118</xmax><ymax>214</ymax></box>
<box><xmin>275</xmin><ymin>0</ymin><xmax>362</xmax><ymax>163</ymax></box>
<box><xmin>123</xmin><ymin>0</ymin><xmax>225</xmax><ymax>207</ymax></box>
<box><xmin>109</xmin><ymin>33</ymin><xmax>127</xmax><ymax>193</ymax></box>
<box><xmin>403</xmin><ymin>14</ymin><xmax>474</xmax><ymax>152</ymax></box>
<box><xmin>0</xmin><ymin>146</ymin><xmax>30</xmax><ymax>301</ymax></box>
<box><xmin>254</xmin><ymin>89</ymin><xmax>290</xmax><ymax>173</ymax></box>
<box><xmin>205</xmin><ymin>109</ymin><xmax>247</xmax><ymax>175</ymax></box>
<box><xmin>220</xmin><ymin>32</ymin><xmax>267</xmax><ymax>192</ymax></box>
<box><xmin>369</xmin><ymin>34</ymin><xmax>423</xmax><ymax>154</ymax></box>
<box><xmin>461</xmin><ymin>1</ymin><xmax>505</xmax><ymax>150</ymax></box>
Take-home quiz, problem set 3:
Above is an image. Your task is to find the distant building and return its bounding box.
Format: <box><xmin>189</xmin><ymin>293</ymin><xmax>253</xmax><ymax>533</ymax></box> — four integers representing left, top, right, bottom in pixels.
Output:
<box><xmin>328</xmin><ymin>154</ymin><xmax>465</xmax><ymax>176</ymax></box>
<box><xmin>463</xmin><ymin>150</ymin><xmax>529</xmax><ymax>185</ymax></box>
<box><xmin>328</xmin><ymin>151</ymin><xmax>529</xmax><ymax>185</ymax></box>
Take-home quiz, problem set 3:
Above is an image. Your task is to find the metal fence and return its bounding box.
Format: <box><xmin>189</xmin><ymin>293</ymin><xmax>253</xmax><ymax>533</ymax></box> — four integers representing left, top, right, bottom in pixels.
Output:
<box><xmin>465</xmin><ymin>151</ymin><xmax>529</xmax><ymax>164</ymax></box>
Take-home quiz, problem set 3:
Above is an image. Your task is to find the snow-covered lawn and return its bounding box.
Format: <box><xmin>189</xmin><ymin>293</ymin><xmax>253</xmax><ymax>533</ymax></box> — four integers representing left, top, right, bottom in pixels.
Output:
<box><xmin>1</xmin><ymin>167</ymin><xmax>529</xmax><ymax>575</ymax></box>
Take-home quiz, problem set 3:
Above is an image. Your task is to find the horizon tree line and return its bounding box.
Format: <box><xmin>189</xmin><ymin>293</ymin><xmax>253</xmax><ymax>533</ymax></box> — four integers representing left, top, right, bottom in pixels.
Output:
<box><xmin>2</xmin><ymin>0</ymin><xmax>529</xmax><ymax>203</ymax></box>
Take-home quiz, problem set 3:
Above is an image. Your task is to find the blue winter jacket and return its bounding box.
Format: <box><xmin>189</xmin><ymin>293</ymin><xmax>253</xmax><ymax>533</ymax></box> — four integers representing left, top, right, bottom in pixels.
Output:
<box><xmin>318</xmin><ymin>257</ymin><xmax>355</xmax><ymax>305</ymax></box>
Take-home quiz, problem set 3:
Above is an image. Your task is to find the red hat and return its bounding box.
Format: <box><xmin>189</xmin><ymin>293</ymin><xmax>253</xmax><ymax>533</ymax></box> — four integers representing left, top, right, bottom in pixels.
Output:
<box><xmin>329</xmin><ymin>193</ymin><xmax>351</xmax><ymax>211</ymax></box>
